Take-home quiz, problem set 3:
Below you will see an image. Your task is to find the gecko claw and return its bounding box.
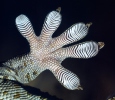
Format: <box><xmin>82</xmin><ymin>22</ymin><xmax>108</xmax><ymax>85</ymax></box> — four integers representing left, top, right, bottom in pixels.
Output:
<box><xmin>98</xmin><ymin>42</ymin><xmax>105</xmax><ymax>49</ymax></box>
<box><xmin>77</xmin><ymin>85</ymin><xmax>83</xmax><ymax>90</ymax></box>
<box><xmin>56</xmin><ymin>7</ymin><xmax>61</xmax><ymax>13</ymax></box>
<box><xmin>86</xmin><ymin>22</ymin><xmax>92</xmax><ymax>28</ymax></box>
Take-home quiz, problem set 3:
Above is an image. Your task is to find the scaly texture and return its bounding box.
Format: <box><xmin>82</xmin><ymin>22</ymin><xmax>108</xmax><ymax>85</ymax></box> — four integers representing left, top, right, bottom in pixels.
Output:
<box><xmin>0</xmin><ymin>7</ymin><xmax>104</xmax><ymax>99</ymax></box>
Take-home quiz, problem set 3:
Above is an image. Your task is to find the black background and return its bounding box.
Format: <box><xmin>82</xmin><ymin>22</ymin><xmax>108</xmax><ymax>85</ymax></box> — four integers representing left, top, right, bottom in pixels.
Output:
<box><xmin>0</xmin><ymin>0</ymin><xmax>115</xmax><ymax>100</ymax></box>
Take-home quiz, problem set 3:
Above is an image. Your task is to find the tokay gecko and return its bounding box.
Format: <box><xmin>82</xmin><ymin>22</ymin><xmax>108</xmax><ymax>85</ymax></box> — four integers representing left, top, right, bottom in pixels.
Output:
<box><xmin>0</xmin><ymin>7</ymin><xmax>104</xmax><ymax>100</ymax></box>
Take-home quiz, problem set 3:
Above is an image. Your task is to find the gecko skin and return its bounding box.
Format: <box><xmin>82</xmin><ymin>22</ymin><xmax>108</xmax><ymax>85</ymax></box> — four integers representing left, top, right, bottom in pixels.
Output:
<box><xmin>108</xmin><ymin>97</ymin><xmax>115</xmax><ymax>100</ymax></box>
<box><xmin>0</xmin><ymin>7</ymin><xmax>104</xmax><ymax>100</ymax></box>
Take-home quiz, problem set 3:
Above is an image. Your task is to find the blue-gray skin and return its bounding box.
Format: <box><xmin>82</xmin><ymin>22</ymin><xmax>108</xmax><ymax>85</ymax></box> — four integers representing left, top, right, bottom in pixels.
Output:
<box><xmin>0</xmin><ymin>7</ymin><xmax>104</xmax><ymax>100</ymax></box>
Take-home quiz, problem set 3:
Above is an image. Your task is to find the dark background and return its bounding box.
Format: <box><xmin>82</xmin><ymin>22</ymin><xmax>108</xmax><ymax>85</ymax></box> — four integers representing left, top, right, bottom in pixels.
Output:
<box><xmin>0</xmin><ymin>0</ymin><xmax>115</xmax><ymax>100</ymax></box>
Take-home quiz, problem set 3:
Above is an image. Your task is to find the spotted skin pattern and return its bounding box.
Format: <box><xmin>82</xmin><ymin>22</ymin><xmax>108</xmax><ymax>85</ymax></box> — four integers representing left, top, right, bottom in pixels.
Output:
<box><xmin>0</xmin><ymin>8</ymin><xmax>104</xmax><ymax>99</ymax></box>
